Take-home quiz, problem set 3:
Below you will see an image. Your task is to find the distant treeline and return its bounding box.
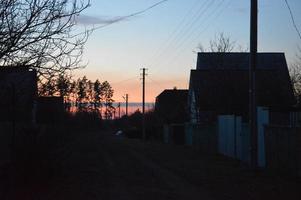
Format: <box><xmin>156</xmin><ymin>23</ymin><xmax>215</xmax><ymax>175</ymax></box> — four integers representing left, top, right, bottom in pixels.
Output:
<box><xmin>39</xmin><ymin>75</ymin><xmax>114</xmax><ymax>119</ymax></box>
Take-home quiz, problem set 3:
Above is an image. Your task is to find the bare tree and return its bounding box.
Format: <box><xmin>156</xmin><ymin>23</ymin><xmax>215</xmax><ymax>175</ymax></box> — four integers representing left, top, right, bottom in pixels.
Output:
<box><xmin>197</xmin><ymin>32</ymin><xmax>248</xmax><ymax>53</ymax></box>
<box><xmin>289</xmin><ymin>47</ymin><xmax>301</xmax><ymax>103</ymax></box>
<box><xmin>0</xmin><ymin>0</ymin><xmax>91</xmax><ymax>78</ymax></box>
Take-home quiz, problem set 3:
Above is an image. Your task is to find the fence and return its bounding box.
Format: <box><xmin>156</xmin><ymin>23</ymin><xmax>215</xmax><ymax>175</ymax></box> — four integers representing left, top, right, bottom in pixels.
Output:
<box><xmin>218</xmin><ymin>116</ymin><xmax>250</xmax><ymax>163</ymax></box>
<box><xmin>217</xmin><ymin>107</ymin><xmax>269</xmax><ymax>166</ymax></box>
<box><xmin>270</xmin><ymin>107</ymin><xmax>301</xmax><ymax>127</ymax></box>
<box><xmin>163</xmin><ymin>124</ymin><xmax>186</xmax><ymax>145</ymax></box>
<box><xmin>162</xmin><ymin>123</ymin><xmax>217</xmax><ymax>153</ymax></box>
<box><xmin>264</xmin><ymin>126</ymin><xmax>301</xmax><ymax>177</ymax></box>
<box><xmin>185</xmin><ymin>123</ymin><xmax>217</xmax><ymax>153</ymax></box>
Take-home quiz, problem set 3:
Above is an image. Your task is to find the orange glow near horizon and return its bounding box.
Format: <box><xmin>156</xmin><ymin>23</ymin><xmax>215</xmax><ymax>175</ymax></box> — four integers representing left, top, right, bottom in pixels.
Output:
<box><xmin>74</xmin><ymin>70</ymin><xmax>189</xmax><ymax>103</ymax></box>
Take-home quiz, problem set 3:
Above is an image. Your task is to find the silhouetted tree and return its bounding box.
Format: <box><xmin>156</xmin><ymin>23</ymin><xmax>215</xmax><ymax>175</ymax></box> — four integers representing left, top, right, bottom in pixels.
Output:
<box><xmin>0</xmin><ymin>0</ymin><xmax>91</xmax><ymax>78</ymax></box>
<box><xmin>87</xmin><ymin>80</ymin><xmax>94</xmax><ymax>108</ymax></box>
<box><xmin>56</xmin><ymin>75</ymin><xmax>71</xmax><ymax>98</ymax></box>
<box><xmin>37</xmin><ymin>75</ymin><xmax>116</xmax><ymax>114</ymax></box>
<box><xmin>69</xmin><ymin>80</ymin><xmax>77</xmax><ymax>103</ymax></box>
<box><xmin>290</xmin><ymin>47</ymin><xmax>301</xmax><ymax>104</ymax></box>
<box><xmin>77</xmin><ymin>76</ymin><xmax>88</xmax><ymax>110</ymax></box>
<box><xmin>93</xmin><ymin>79</ymin><xmax>103</xmax><ymax>110</ymax></box>
<box><xmin>39</xmin><ymin>78</ymin><xmax>56</xmax><ymax>96</ymax></box>
<box><xmin>102</xmin><ymin>81</ymin><xmax>114</xmax><ymax>119</ymax></box>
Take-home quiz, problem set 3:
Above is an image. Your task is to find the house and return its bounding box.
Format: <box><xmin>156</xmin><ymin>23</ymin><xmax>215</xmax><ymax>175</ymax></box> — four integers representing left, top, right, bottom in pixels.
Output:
<box><xmin>155</xmin><ymin>89</ymin><xmax>189</xmax><ymax>144</ymax></box>
<box><xmin>188</xmin><ymin>52</ymin><xmax>296</xmax><ymax>124</ymax></box>
<box><xmin>0</xmin><ymin>66</ymin><xmax>37</xmax><ymax>122</ymax></box>
<box><xmin>155</xmin><ymin>88</ymin><xmax>189</xmax><ymax>124</ymax></box>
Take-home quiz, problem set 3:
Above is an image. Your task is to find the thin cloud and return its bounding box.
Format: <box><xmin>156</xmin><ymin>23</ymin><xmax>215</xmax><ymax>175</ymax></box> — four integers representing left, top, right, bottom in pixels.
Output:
<box><xmin>90</xmin><ymin>0</ymin><xmax>169</xmax><ymax>31</ymax></box>
<box><xmin>76</xmin><ymin>15</ymin><xmax>129</xmax><ymax>26</ymax></box>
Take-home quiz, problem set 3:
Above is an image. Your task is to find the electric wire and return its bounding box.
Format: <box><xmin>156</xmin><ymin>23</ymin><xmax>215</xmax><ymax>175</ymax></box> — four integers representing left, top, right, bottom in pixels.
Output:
<box><xmin>91</xmin><ymin>0</ymin><xmax>169</xmax><ymax>31</ymax></box>
<box><xmin>150</xmin><ymin>0</ymin><xmax>223</xmax><ymax>71</ymax></box>
<box><xmin>147</xmin><ymin>0</ymin><xmax>210</xmax><ymax>67</ymax></box>
<box><xmin>149</xmin><ymin>0</ymin><xmax>215</xmax><ymax>68</ymax></box>
<box><xmin>72</xmin><ymin>0</ymin><xmax>169</xmax><ymax>37</ymax></box>
<box><xmin>151</xmin><ymin>0</ymin><xmax>229</xmax><ymax>76</ymax></box>
<box><xmin>284</xmin><ymin>0</ymin><xmax>301</xmax><ymax>42</ymax></box>
<box><xmin>111</xmin><ymin>76</ymin><xmax>139</xmax><ymax>86</ymax></box>
<box><xmin>147</xmin><ymin>76</ymin><xmax>165</xmax><ymax>90</ymax></box>
<box><xmin>163</xmin><ymin>0</ymin><xmax>231</xmax><ymax>68</ymax></box>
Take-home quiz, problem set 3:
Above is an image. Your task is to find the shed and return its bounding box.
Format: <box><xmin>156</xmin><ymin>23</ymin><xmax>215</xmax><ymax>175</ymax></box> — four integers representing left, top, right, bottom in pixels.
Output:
<box><xmin>155</xmin><ymin>89</ymin><xmax>189</xmax><ymax>124</ymax></box>
<box><xmin>0</xmin><ymin>66</ymin><xmax>37</xmax><ymax>122</ymax></box>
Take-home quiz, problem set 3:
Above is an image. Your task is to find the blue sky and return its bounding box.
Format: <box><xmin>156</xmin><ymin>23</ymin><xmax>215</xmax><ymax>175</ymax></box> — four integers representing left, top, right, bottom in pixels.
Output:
<box><xmin>74</xmin><ymin>0</ymin><xmax>301</xmax><ymax>102</ymax></box>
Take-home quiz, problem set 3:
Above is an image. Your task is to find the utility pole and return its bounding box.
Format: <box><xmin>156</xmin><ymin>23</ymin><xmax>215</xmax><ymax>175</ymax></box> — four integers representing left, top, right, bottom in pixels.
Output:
<box><xmin>11</xmin><ymin>83</ymin><xmax>16</xmax><ymax>156</ymax></box>
<box><xmin>123</xmin><ymin>94</ymin><xmax>129</xmax><ymax>116</ymax></box>
<box><xmin>141</xmin><ymin>68</ymin><xmax>147</xmax><ymax>140</ymax></box>
<box><xmin>250</xmin><ymin>0</ymin><xmax>258</xmax><ymax>168</ymax></box>
<box><xmin>118</xmin><ymin>102</ymin><xmax>121</xmax><ymax>119</ymax></box>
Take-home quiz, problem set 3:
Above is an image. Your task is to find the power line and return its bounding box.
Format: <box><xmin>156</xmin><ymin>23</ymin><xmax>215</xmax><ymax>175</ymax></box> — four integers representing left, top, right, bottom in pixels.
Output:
<box><xmin>163</xmin><ymin>0</ymin><xmax>231</xmax><ymax>68</ymax></box>
<box><xmin>92</xmin><ymin>0</ymin><xmax>169</xmax><ymax>31</ymax></box>
<box><xmin>72</xmin><ymin>0</ymin><xmax>169</xmax><ymax>37</ymax></box>
<box><xmin>148</xmin><ymin>74</ymin><xmax>188</xmax><ymax>91</ymax></box>
<box><xmin>167</xmin><ymin>0</ymin><xmax>226</xmax><ymax>59</ymax></box>
<box><xmin>111</xmin><ymin>76</ymin><xmax>139</xmax><ymax>85</ymax></box>
<box><xmin>151</xmin><ymin>0</ymin><xmax>229</xmax><ymax>76</ymax></box>
<box><xmin>147</xmin><ymin>76</ymin><xmax>164</xmax><ymax>90</ymax></box>
<box><xmin>149</xmin><ymin>0</ymin><xmax>215</xmax><ymax>68</ymax></box>
<box><xmin>188</xmin><ymin>0</ymin><xmax>231</xmax><ymax>48</ymax></box>
<box><xmin>284</xmin><ymin>0</ymin><xmax>301</xmax><ymax>42</ymax></box>
<box><xmin>147</xmin><ymin>0</ymin><xmax>209</xmax><ymax>67</ymax></box>
<box><xmin>169</xmin><ymin>0</ymin><xmax>218</xmax><ymax>49</ymax></box>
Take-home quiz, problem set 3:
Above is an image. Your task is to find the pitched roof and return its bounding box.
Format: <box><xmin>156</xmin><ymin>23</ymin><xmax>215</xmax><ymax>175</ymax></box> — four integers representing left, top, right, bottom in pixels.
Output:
<box><xmin>156</xmin><ymin>89</ymin><xmax>188</xmax><ymax>100</ymax></box>
<box><xmin>190</xmin><ymin>52</ymin><xmax>296</xmax><ymax>113</ymax></box>
<box><xmin>197</xmin><ymin>52</ymin><xmax>287</xmax><ymax>70</ymax></box>
<box><xmin>155</xmin><ymin>89</ymin><xmax>189</xmax><ymax>123</ymax></box>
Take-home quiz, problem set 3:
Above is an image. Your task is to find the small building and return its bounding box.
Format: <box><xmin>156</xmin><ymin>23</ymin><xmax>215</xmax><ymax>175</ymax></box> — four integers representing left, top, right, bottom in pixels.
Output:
<box><xmin>0</xmin><ymin>66</ymin><xmax>37</xmax><ymax>122</ymax></box>
<box><xmin>155</xmin><ymin>89</ymin><xmax>189</xmax><ymax>144</ymax></box>
<box><xmin>155</xmin><ymin>89</ymin><xmax>189</xmax><ymax>124</ymax></box>
<box><xmin>188</xmin><ymin>52</ymin><xmax>296</xmax><ymax>124</ymax></box>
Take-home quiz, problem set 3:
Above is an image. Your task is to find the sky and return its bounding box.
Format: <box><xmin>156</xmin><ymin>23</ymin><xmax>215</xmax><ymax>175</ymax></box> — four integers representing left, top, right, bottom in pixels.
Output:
<box><xmin>73</xmin><ymin>0</ymin><xmax>301</xmax><ymax>103</ymax></box>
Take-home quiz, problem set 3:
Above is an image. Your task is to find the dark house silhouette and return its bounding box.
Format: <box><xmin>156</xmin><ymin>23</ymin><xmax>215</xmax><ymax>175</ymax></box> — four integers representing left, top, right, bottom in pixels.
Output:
<box><xmin>155</xmin><ymin>89</ymin><xmax>189</xmax><ymax>124</ymax></box>
<box><xmin>0</xmin><ymin>66</ymin><xmax>37</xmax><ymax>122</ymax></box>
<box><xmin>188</xmin><ymin>52</ymin><xmax>296</xmax><ymax>123</ymax></box>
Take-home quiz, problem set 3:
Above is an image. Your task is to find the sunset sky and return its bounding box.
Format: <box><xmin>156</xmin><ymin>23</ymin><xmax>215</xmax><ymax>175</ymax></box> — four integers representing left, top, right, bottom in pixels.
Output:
<box><xmin>74</xmin><ymin>0</ymin><xmax>301</xmax><ymax>103</ymax></box>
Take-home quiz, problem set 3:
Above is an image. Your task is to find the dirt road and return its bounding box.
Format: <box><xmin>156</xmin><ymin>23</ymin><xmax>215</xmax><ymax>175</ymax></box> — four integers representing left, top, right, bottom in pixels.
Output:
<box><xmin>5</xmin><ymin>130</ymin><xmax>301</xmax><ymax>200</ymax></box>
<box><xmin>39</xmin><ymin>132</ymin><xmax>213</xmax><ymax>200</ymax></box>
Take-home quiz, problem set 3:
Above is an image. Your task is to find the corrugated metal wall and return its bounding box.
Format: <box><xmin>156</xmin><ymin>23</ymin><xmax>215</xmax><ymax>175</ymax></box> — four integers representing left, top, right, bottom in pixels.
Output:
<box><xmin>217</xmin><ymin>107</ymin><xmax>269</xmax><ymax>166</ymax></box>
